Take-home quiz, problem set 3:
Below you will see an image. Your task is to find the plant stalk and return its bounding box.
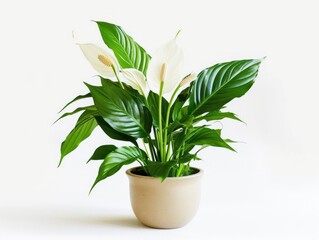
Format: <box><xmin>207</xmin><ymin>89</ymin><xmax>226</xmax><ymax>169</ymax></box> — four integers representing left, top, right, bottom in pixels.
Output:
<box><xmin>158</xmin><ymin>81</ymin><xmax>165</xmax><ymax>162</ymax></box>
<box><xmin>163</xmin><ymin>85</ymin><xmax>181</xmax><ymax>161</ymax></box>
<box><xmin>112</xmin><ymin>65</ymin><xmax>124</xmax><ymax>89</ymax></box>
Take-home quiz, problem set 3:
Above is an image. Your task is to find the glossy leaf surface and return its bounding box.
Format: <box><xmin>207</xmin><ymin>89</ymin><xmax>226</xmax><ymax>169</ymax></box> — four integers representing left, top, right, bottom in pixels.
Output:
<box><xmin>189</xmin><ymin>59</ymin><xmax>262</xmax><ymax>115</ymax></box>
<box><xmin>59</xmin><ymin>110</ymin><xmax>98</xmax><ymax>166</ymax></box>
<box><xmin>95</xmin><ymin>116</ymin><xmax>137</xmax><ymax>145</ymax></box>
<box><xmin>185</xmin><ymin>127</ymin><xmax>235</xmax><ymax>151</ymax></box>
<box><xmin>91</xmin><ymin>146</ymin><xmax>147</xmax><ymax>191</ymax></box>
<box><xmin>97</xmin><ymin>21</ymin><xmax>151</xmax><ymax>74</ymax></box>
<box><xmin>86</xmin><ymin>80</ymin><xmax>152</xmax><ymax>138</ymax></box>
<box><xmin>87</xmin><ymin>145</ymin><xmax>117</xmax><ymax>163</ymax></box>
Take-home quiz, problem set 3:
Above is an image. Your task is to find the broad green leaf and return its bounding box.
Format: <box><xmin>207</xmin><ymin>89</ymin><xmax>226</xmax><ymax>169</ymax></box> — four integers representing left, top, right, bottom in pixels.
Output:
<box><xmin>90</xmin><ymin>146</ymin><xmax>147</xmax><ymax>192</ymax></box>
<box><xmin>95</xmin><ymin>117</ymin><xmax>137</xmax><ymax>145</ymax></box>
<box><xmin>100</xmin><ymin>77</ymin><xmax>142</xmax><ymax>100</ymax></box>
<box><xmin>59</xmin><ymin>110</ymin><xmax>98</xmax><ymax>166</ymax></box>
<box><xmin>87</xmin><ymin>145</ymin><xmax>117</xmax><ymax>163</ymax></box>
<box><xmin>171</xmin><ymin>86</ymin><xmax>191</xmax><ymax>121</ymax></box>
<box><xmin>85</xmin><ymin>80</ymin><xmax>152</xmax><ymax>138</ymax></box>
<box><xmin>147</xmin><ymin>91</ymin><xmax>169</xmax><ymax>128</ymax></box>
<box><xmin>145</xmin><ymin>161</ymin><xmax>177</xmax><ymax>180</ymax></box>
<box><xmin>199</xmin><ymin>111</ymin><xmax>244</xmax><ymax>123</ymax></box>
<box><xmin>96</xmin><ymin>21</ymin><xmax>151</xmax><ymax>75</ymax></box>
<box><xmin>185</xmin><ymin>127</ymin><xmax>235</xmax><ymax>152</ymax></box>
<box><xmin>54</xmin><ymin>105</ymin><xmax>95</xmax><ymax>124</ymax></box>
<box><xmin>58</xmin><ymin>93</ymin><xmax>91</xmax><ymax>113</ymax></box>
<box><xmin>189</xmin><ymin>59</ymin><xmax>262</xmax><ymax>115</ymax></box>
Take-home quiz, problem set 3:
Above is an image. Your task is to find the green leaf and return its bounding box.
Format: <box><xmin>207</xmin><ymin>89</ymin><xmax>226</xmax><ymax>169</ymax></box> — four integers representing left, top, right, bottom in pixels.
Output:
<box><xmin>96</xmin><ymin>21</ymin><xmax>151</xmax><ymax>75</ymax></box>
<box><xmin>59</xmin><ymin>110</ymin><xmax>98</xmax><ymax>166</ymax></box>
<box><xmin>85</xmin><ymin>80</ymin><xmax>152</xmax><ymax>138</ymax></box>
<box><xmin>87</xmin><ymin>145</ymin><xmax>117</xmax><ymax>163</ymax></box>
<box><xmin>189</xmin><ymin>59</ymin><xmax>262</xmax><ymax>116</ymax></box>
<box><xmin>178</xmin><ymin>153</ymin><xmax>198</xmax><ymax>163</ymax></box>
<box><xmin>95</xmin><ymin>116</ymin><xmax>137</xmax><ymax>145</ymax></box>
<box><xmin>54</xmin><ymin>106</ymin><xmax>95</xmax><ymax>124</ymax></box>
<box><xmin>171</xmin><ymin>128</ymin><xmax>195</xmax><ymax>154</ymax></box>
<box><xmin>58</xmin><ymin>93</ymin><xmax>91</xmax><ymax>113</ymax></box>
<box><xmin>100</xmin><ymin>77</ymin><xmax>140</xmax><ymax>98</ymax></box>
<box><xmin>147</xmin><ymin>91</ymin><xmax>169</xmax><ymax>128</ymax></box>
<box><xmin>145</xmin><ymin>161</ymin><xmax>177</xmax><ymax>180</ymax></box>
<box><xmin>90</xmin><ymin>146</ymin><xmax>147</xmax><ymax>192</ymax></box>
<box><xmin>200</xmin><ymin>111</ymin><xmax>244</xmax><ymax>123</ymax></box>
<box><xmin>172</xmin><ymin>101</ymin><xmax>184</xmax><ymax>121</ymax></box>
<box><xmin>185</xmin><ymin>127</ymin><xmax>235</xmax><ymax>152</ymax></box>
<box><xmin>171</xmin><ymin>86</ymin><xmax>191</xmax><ymax>121</ymax></box>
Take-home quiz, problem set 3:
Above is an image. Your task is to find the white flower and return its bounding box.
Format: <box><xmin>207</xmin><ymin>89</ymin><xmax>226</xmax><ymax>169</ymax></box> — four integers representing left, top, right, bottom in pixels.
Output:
<box><xmin>118</xmin><ymin>39</ymin><xmax>186</xmax><ymax>97</ymax></box>
<box><xmin>179</xmin><ymin>73</ymin><xmax>197</xmax><ymax>87</ymax></box>
<box><xmin>121</xmin><ymin>68</ymin><xmax>149</xmax><ymax>96</ymax></box>
<box><xmin>78</xmin><ymin>40</ymin><xmax>190</xmax><ymax>97</ymax></box>
<box><xmin>78</xmin><ymin>43</ymin><xmax>120</xmax><ymax>78</ymax></box>
<box><xmin>147</xmin><ymin>40</ymin><xmax>184</xmax><ymax>94</ymax></box>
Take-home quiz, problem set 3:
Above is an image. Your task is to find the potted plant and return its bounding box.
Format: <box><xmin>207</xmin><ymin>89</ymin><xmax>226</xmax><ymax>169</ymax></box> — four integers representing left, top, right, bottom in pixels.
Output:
<box><xmin>56</xmin><ymin>21</ymin><xmax>263</xmax><ymax>229</ymax></box>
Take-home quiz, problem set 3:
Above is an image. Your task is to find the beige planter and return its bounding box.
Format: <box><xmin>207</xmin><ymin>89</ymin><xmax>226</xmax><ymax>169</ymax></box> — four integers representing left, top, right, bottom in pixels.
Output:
<box><xmin>126</xmin><ymin>167</ymin><xmax>203</xmax><ymax>229</ymax></box>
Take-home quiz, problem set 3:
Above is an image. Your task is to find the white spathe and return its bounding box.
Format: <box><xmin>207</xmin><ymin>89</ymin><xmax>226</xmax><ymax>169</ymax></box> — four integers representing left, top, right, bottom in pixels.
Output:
<box><xmin>121</xmin><ymin>68</ymin><xmax>149</xmax><ymax>96</ymax></box>
<box><xmin>147</xmin><ymin>40</ymin><xmax>184</xmax><ymax>94</ymax></box>
<box><xmin>78</xmin><ymin>43</ymin><xmax>120</xmax><ymax>78</ymax></box>
<box><xmin>180</xmin><ymin>73</ymin><xmax>197</xmax><ymax>87</ymax></box>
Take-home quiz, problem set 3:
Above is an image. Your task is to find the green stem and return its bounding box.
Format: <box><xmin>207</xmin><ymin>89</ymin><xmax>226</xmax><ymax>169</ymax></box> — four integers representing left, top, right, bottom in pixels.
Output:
<box><xmin>165</xmin><ymin>142</ymin><xmax>171</xmax><ymax>162</ymax></box>
<box><xmin>153</xmin><ymin>127</ymin><xmax>160</xmax><ymax>162</ymax></box>
<box><xmin>143</xmin><ymin>97</ymin><xmax>157</xmax><ymax>162</ymax></box>
<box><xmin>195</xmin><ymin>145</ymin><xmax>209</xmax><ymax>156</ymax></box>
<box><xmin>158</xmin><ymin>81</ymin><xmax>164</xmax><ymax>162</ymax></box>
<box><xmin>176</xmin><ymin>164</ymin><xmax>184</xmax><ymax>177</ymax></box>
<box><xmin>142</xmin><ymin>139</ymin><xmax>151</xmax><ymax>161</ymax></box>
<box><xmin>163</xmin><ymin>85</ymin><xmax>181</xmax><ymax>161</ymax></box>
<box><xmin>148</xmin><ymin>135</ymin><xmax>157</xmax><ymax>161</ymax></box>
<box><xmin>112</xmin><ymin>65</ymin><xmax>124</xmax><ymax>89</ymax></box>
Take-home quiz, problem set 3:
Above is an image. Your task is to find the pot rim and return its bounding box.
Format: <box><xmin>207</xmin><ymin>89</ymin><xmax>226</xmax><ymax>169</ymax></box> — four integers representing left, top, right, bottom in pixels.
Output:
<box><xmin>126</xmin><ymin>166</ymin><xmax>203</xmax><ymax>180</ymax></box>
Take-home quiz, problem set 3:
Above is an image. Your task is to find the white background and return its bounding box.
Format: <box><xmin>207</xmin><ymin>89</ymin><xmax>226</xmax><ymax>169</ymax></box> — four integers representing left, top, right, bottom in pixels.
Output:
<box><xmin>0</xmin><ymin>0</ymin><xmax>318</xmax><ymax>239</ymax></box>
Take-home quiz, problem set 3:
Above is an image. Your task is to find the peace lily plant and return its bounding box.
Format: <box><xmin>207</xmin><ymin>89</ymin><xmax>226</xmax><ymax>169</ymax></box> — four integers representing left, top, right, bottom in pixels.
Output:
<box><xmin>57</xmin><ymin>21</ymin><xmax>262</xmax><ymax>193</ymax></box>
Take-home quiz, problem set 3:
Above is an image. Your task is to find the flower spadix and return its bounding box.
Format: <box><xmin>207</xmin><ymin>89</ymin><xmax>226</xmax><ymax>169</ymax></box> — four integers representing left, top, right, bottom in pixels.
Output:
<box><xmin>147</xmin><ymin>40</ymin><xmax>184</xmax><ymax>94</ymax></box>
<box><xmin>78</xmin><ymin>43</ymin><xmax>120</xmax><ymax>78</ymax></box>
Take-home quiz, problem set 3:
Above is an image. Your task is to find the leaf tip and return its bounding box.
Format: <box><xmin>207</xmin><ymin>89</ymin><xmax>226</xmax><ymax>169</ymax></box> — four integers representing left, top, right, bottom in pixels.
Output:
<box><xmin>175</xmin><ymin>29</ymin><xmax>182</xmax><ymax>39</ymax></box>
<box><xmin>83</xmin><ymin>81</ymin><xmax>92</xmax><ymax>89</ymax></box>
<box><xmin>57</xmin><ymin>157</ymin><xmax>63</xmax><ymax>168</ymax></box>
<box><xmin>52</xmin><ymin>118</ymin><xmax>60</xmax><ymax>125</ymax></box>
<box><xmin>89</xmin><ymin>180</ymin><xmax>98</xmax><ymax>195</ymax></box>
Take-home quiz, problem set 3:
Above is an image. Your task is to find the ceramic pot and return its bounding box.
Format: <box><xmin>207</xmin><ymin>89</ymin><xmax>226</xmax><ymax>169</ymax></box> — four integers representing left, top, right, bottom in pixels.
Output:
<box><xmin>126</xmin><ymin>167</ymin><xmax>203</xmax><ymax>229</ymax></box>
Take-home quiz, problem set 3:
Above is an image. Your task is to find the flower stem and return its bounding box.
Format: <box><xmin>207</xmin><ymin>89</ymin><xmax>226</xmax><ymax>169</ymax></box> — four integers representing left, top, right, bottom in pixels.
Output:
<box><xmin>176</xmin><ymin>164</ymin><xmax>184</xmax><ymax>177</ymax></box>
<box><xmin>163</xmin><ymin>85</ymin><xmax>181</xmax><ymax>162</ymax></box>
<box><xmin>158</xmin><ymin>81</ymin><xmax>164</xmax><ymax>162</ymax></box>
<box><xmin>142</xmin><ymin>139</ymin><xmax>151</xmax><ymax>161</ymax></box>
<box><xmin>112</xmin><ymin>65</ymin><xmax>124</xmax><ymax>89</ymax></box>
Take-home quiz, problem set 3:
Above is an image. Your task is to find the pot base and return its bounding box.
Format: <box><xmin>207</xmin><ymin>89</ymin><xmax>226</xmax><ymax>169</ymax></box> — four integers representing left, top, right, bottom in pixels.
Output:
<box><xmin>126</xmin><ymin>167</ymin><xmax>203</xmax><ymax>229</ymax></box>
